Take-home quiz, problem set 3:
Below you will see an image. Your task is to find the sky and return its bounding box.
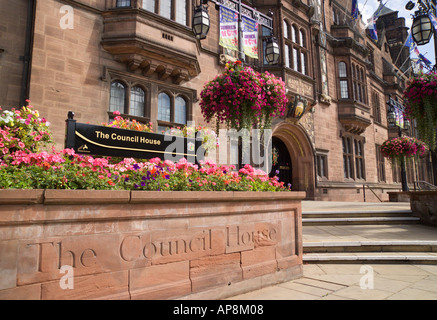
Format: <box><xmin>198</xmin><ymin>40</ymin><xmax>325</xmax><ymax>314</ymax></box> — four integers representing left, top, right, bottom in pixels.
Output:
<box><xmin>357</xmin><ymin>0</ymin><xmax>436</xmax><ymax>70</ymax></box>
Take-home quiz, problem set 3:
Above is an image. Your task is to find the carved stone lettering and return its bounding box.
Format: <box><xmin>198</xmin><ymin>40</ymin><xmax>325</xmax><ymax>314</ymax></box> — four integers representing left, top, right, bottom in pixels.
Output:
<box><xmin>16</xmin><ymin>223</ymin><xmax>281</xmax><ymax>285</ymax></box>
<box><xmin>226</xmin><ymin>223</ymin><xmax>279</xmax><ymax>253</ymax></box>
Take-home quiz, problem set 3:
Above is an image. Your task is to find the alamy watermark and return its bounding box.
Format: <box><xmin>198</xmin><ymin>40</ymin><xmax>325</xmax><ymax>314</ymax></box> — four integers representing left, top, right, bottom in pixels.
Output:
<box><xmin>59</xmin><ymin>5</ymin><xmax>74</xmax><ymax>30</ymax></box>
<box><xmin>59</xmin><ymin>265</ymin><xmax>74</xmax><ymax>290</ymax></box>
<box><xmin>360</xmin><ymin>265</ymin><xmax>374</xmax><ymax>290</ymax></box>
<box><xmin>162</xmin><ymin>123</ymin><xmax>274</xmax><ymax>174</ymax></box>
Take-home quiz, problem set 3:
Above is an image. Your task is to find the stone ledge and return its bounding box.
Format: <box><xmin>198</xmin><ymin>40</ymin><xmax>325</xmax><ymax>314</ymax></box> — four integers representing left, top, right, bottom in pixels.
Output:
<box><xmin>408</xmin><ymin>191</ymin><xmax>437</xmax><ymax>227</ymax></box>
<box><xmin>130</xmin><ymin>191</ymin><xmax>306</xmax><ymax>204</ymax></box>
<box><xmin>388</xmin><ymin>192</ymin><xmax>410</xmax><ymax>202</ymax></box>
<box><xmin>0</xmin><ymin>190</ymin><xmax>304</xmax><ymax>299</ymax></box>
<box><xmin>0</xmin><ymin>190</ymin><xmax>306</xmax><ymax>205</ymax></box>
<box><xmin>43</xmin><ymin>189</ymin><xmax>131</xmax><ymax>204</ymax></box>
<box><xmin>0</xmin><ymin>189</ymin><xmax>45</xmax><ymax>204</ymax></box>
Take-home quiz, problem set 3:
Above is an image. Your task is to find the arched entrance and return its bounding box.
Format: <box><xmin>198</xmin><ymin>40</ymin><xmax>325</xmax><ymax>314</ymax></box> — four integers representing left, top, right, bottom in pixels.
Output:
<box><xmin>271</xmin><ymin>121</ymin><xmax>315</xmax><ymax>199</ymax></box>
<box><xmin>270</xmin><ymin>137</ymin><xmax>292</xmax><ymax>188</ymax></box>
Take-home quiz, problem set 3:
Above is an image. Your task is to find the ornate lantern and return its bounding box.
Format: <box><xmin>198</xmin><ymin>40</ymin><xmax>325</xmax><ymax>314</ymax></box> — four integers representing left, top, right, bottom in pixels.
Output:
<box><xmin>412</xmin><ymin>12</ymin><xmax>433</xmax><ymax>45</ymax></box>
<box><xmin>192</xmin><ymin>5</ymin><xmax>210</xmax><ymax>40</ymax></box>
<box><xmin>265</xmin><ymin>37</ymin><xmax>280</xmax><ymax>65</ymax></box>
<box><xmin>387</xmin><ymin>109</ymin><xmax>396</xmax><ymax>126</ymax></box>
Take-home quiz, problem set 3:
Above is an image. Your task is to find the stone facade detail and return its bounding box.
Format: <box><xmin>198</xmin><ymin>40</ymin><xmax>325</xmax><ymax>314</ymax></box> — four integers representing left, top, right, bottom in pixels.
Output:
<box><xmin>0</xmin><ymin>0</ymin><xmax>434</xmax><ymax>201</ymax></box>
<box><xmin>0</xmin><ymin>190</ymin><xmax>304</xmax><ymax>300</ymax></box>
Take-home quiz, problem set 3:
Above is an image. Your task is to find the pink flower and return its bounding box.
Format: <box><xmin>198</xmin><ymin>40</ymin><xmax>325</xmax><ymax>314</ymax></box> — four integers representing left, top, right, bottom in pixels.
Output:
<box><xmin>62</xmin><ymin>148</ymin><xmax>75</xmax><ymax>156</ymax></box>
<box><xmin>149</xmin><ymin>157</ymin><xmax>161</xmax><ymax>164</ymax></box>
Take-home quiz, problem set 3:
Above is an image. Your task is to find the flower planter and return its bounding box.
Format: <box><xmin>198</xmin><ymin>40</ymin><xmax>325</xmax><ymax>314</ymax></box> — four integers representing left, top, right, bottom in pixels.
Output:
<box><xmin>408</xmin><ymin>191</ymin><xmax>437</xmax><ymax>227</ymax></box>
<box><xmin>0</xmin><ymin>190</ymin><xmax>304</xmax><ymax>300</ymax></box>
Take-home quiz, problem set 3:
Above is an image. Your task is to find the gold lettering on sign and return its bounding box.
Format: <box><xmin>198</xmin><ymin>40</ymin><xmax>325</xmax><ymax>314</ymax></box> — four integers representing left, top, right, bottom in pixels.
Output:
<box><xmin>94</xmin><ymin>131</ymin><xmax>161</xmax><ymax>146</ymax></box>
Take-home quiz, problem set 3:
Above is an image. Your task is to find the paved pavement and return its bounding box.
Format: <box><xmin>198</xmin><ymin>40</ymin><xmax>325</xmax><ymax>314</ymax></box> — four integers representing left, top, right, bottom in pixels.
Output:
<box><xmin>301</xmin><ymin>200</ymin><xmax>413</xmax><ymax>212</ymax></box>
<box><xmin>228</xmin><ymin>201</ymin><xmax>437</xmax><ymax>300</ymax></box>
<box><xmin>228</xmin><ymin>263</ymin><xmax>437</xmax><ymax>300</ymax></box>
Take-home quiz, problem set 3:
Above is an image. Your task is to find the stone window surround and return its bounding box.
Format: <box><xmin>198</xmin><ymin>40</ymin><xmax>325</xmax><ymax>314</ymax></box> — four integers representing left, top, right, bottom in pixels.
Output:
<box><xmin>337</xmin><ymin>59</ymin><xmax>368</xmax><ymax>106</ymax></box>
<box><xmin>112</xmin><ymin>0</ymin><xmax>191</xmax><ymax>26</ymax></box>
<box><xmin>106</xmin><ymin>69</ymin><xmax>195</xmax><ymax>130</ymax></box>
<box><xmin>283</xmin><ymin>18</ymin><xmax>309</xmax><ymax>76</ymax></box>
<box><xmin>338</xmin><ymin>61</ymin><xmax>349</xmax><ymax>99</ymax></box>
<box><xmin>375</xmin><ymin>144</ymin><xmax>386</xmax><ymax>183</ymax></box>
<box><xmin>315</xmin><ymin>149</ymin><xmax>329</xmax><ymax>180</ymax></box>
<box><xmin>341</xmin><ymin>133</ymin><xmax>366</xmax><ymax>181</ymax></box>
<box><xmin>351</xmin><ymin>61</ymin><xmax>367</xmax><ymax>104</ymax></box>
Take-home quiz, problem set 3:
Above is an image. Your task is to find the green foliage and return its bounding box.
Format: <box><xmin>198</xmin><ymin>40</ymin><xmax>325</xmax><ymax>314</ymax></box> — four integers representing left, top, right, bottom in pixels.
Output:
<box><xmin>403</xmin><ymin>73</ymin><xmax>437</xmax><ymax>150</ymax></box>
<box><xmin>0</xmin><ymin>105</ymin><xmax>288</xmax><ymax>192</ymax></box>
<box><xmin>0</xmin><ymin>104</ymin><xmax>52</xmax><ymax>160</ymax></box>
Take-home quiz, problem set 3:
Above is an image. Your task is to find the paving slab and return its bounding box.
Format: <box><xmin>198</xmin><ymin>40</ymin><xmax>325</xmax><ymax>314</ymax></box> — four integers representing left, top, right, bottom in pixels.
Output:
<box><xmin>330</xmin><ymin>285</ymin><xmax>394</xmax><ymax>300</ymax></box>
<box><xmin>302</xmin><ymin>201</ymin><xmax>412</xmax><ymax>212</ymax></box>
<box><xmin>228</xmin><ymin>264</ymin><xmax>437</xmax><ymax>300</ymax></box>
<box><xmin>228</xmin><ymin>284</ymin><xmax>320</xmax><ymax>300</ymax></box>
<box><xmin>387</xmin><ymin>288</ymin><xmax>437</xmax><ymax>300</ymax></box>
<box><xmin>303</xmin><ymin>224</ymin><xmax>437</xmax><ymax>243</ymax></box>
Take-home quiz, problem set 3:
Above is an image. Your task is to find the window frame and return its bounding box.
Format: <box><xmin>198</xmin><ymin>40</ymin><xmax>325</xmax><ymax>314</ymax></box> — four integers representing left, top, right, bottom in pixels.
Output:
<box><xmin>354</xmin><ymin>139</ymin><xmax>365</xmax><ymax>180</ymax></box>
<box><xmin>338</xmin><ymin>61</ymin><xmax>349</xmax><ymax>99</ymax></box>
<box><xmin>107</xmin><ymin>72</ymin><xmax>195</xmax><ymax>134</ymax></box>
<box><xmin>283</xmin><ymin>20</ymin><xmax>309</xmax><ymax>76</ymax></box>
<box><xmin>372</xmin><ymin>91</ymin><xmax>382</xmax><ymax>124</ymax></box>
<box><xmin>116</xmin><ymin>0</ymin><xmax>131</xmax><ymax>8</ymax></box>
<box><xmin>157</xmin><ymin>90</ymin><xmax>189</xmax><ymax>133</ymax></box>
<box><xmin>375</xmin><ymin>144</ymin><xmax>386</xmax><ymax>182</ymax></box>
<box><xmin>316</xmin><ymin>150</ymin><xmax>329</xmax><ymax>180</ymax></box>
<box><xmin>140</xmin><ymin>0</ymin><xmax>189</xmax><ymax>26</ymax></box>
<box><xmin>342</xmin><ymin>136</ymin><xmax>354</xmax><ymax>180</ymax></box>
<box><xmin>351</xmin><ymin>63</ymin><xmax>367</xmax><ymax>104</ymax></box>
<box><xmin>342</xmin><ymin>134</ymin><xmax>366</xmax><ymax>181</ymax></box>
<box><xmin>109</xmin><ymin>80</ymin><xmax>127</xmax><ymax>114</ymax></box>
<box><xmin>284</xmin><ymin>44</ymin><xmax>291</xmax><ymax>68</ymax></box>
<box><xmin>130</xmin><ymin>85</ymin><xmax>146</xmax><ymax>118</ymax></box>
<box><xmin>109</xmin><ymin>80</ymin><xmax>149</xmax><ymax>123</ymax></box>
<box><xmin>392</xmin><ymin>162</ymin><xmax>401</xmax><ymax>183</ymax></box>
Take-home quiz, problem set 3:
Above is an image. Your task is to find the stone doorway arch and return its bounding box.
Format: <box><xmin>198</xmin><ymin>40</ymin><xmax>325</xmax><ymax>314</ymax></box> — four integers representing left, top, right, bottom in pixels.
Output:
<box><xmin>272</xmin><ymin>121</ymin><xmax>315</xmax><ymax>199</ymax></box>
<box><xmin>270</xmin><ymin>137</ymin><xmax>292</xmax><ymax>188</ymax></box>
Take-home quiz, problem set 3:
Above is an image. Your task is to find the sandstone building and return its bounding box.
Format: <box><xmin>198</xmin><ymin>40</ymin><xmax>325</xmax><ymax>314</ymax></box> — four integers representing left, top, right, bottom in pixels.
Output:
<box><xmin>0</xmin><ymin>0</ymin><xmax>434</xmax><ymax>200</ymax></box>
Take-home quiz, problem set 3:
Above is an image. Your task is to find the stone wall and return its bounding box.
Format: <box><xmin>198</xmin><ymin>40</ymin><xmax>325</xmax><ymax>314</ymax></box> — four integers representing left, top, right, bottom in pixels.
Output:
<box><xmin>0</xmin><ymin>190</ymin><xmax>304</xmax><ymax>300</ymax></box>
<box><xmin>0</xmin><ymin>0</ymin><xmax>30</xmax><ymax>108</ymax></box>
<box><xmin>409</xmin><ymin>191</ymin><xmax>437</xmax><ymax>227</ymax></box>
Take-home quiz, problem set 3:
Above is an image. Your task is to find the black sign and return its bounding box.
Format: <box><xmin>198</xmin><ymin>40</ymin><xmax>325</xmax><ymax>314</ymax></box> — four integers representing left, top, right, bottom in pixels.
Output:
<box><xmin>65</xmin><ymin>113</ymin><xmax>205</xmax><ymax>164</ymax></box>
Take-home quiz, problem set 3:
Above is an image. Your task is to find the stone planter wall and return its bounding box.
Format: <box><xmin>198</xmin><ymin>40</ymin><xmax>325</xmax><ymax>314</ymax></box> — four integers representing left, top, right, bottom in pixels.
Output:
<box><xmin>408</xmin><ymin>191</ymin><xmax>437</xmax><ymax>227</ymax></box>
<box><xmin>388</xmin><ymin>192</ymin><xmax>410</xmax><ymax>202</ymax></box>
<box><xmin>0</xmin><ymin>190</ymin><xmax>305</xmax><ymax>300</ymax></box>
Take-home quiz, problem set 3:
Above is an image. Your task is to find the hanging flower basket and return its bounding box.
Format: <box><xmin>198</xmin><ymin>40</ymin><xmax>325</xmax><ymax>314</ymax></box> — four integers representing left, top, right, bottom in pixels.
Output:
<box><xmin>403</xmin><ymin>72</ymin><xmax>437</xmax><ymax>151</ymax></box>
<box><xmin>199</xmin><ymin>61</ymin><xmax>287</xmax><ymax>131</ymax></box>
<box><xmin>381</xmin><ymin>136</ymin><xmax>428</xmax><ymax>164</ymax></box>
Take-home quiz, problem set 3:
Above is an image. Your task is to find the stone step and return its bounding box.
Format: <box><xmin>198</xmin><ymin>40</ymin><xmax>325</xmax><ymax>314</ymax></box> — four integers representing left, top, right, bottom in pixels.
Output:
<box><xmin>303</xmin><ymin>252</ymin><xmax>437</xmax><ymax>264</ymax></box>
<box><xmin>303</xmin><ymin>209</ymin><xmax>414</xmax><ymax>219</ymax></box>
<box><xmin>302</xmin><ymin>241</ymin><xmax>437</xmax><ymax>264</ymax></box>
<box><xmin>303</xmin><ymin>241</ymin><xmax>437</xmax><ymax>253</ymax></box>
<box><xmin>300</xmin><ymin>204</ymin><xmax>433</xmax><ymax>264</ymax></box>
<box><xmin>302</xmin><ymin>216</ymin><xmax>420</xmax><ymax>226</ymax></box>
